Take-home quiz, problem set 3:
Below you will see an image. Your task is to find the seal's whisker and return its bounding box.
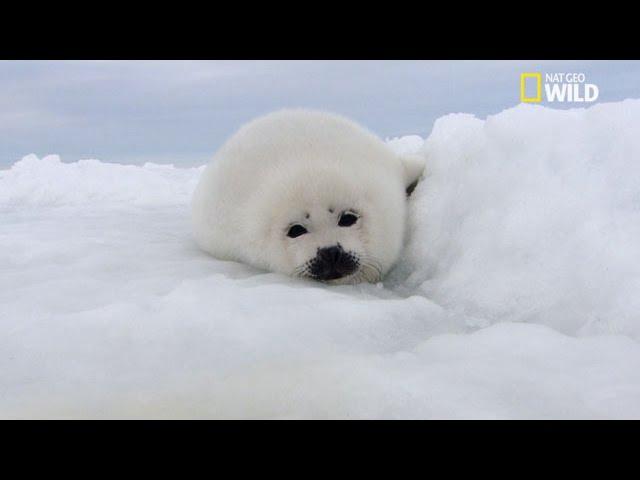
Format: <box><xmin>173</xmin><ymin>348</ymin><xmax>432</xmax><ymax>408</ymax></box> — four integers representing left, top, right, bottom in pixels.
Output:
<box><xmin>294</xmin><ymin>252</ymin><xmax>383</xmax><ymax>284</ymax></box>
<box><xmin>292</xmin><ymin>264</ymin><xmax>309</xmax><ymax>278</ymax></box>
<box><xmin>357</xmin><ymin>258</ymin><xmax>382</xmax><ymax>283</ymax></box>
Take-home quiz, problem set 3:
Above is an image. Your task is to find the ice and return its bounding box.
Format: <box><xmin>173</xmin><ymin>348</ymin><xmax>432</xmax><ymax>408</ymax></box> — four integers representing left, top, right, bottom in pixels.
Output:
<box><xmin>2</xmin><ymin>100</ymin><xmax>640</xmax><ymax>418</ymax></box>
<box><xmin>385</xmin><ymin>134</ymin><xmax>425</xmax><ymax>155</ymax></box>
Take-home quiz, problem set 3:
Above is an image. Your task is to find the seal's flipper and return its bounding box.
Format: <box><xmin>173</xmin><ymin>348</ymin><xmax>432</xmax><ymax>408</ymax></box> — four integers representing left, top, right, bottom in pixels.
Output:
<box><xmin>400</xmin><ymin>153</ymin><xmax>426</xmax><ymax>197</ymax></box>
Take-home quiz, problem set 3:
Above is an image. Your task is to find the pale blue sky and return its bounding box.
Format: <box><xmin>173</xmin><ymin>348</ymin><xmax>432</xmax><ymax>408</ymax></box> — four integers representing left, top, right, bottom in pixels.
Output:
<box><xmin>1</xmin><ymin>60</ymin><xmax>639</xmax><ymax>166</ymax></box>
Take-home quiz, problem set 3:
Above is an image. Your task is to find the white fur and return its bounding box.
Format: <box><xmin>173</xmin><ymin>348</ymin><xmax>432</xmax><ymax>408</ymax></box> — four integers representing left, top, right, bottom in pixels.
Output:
<box><xmin>191</xmin><ymin>109</ymin><xmax>425</xmax><ymax>283</ymax></box>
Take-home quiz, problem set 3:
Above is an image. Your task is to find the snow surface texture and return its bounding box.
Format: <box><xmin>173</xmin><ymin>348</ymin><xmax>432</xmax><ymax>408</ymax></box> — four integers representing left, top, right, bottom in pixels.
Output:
<box><xmin>2</xmin><ymin>101</ymin><xmax>640</xmax><ymax>419</ymax></box>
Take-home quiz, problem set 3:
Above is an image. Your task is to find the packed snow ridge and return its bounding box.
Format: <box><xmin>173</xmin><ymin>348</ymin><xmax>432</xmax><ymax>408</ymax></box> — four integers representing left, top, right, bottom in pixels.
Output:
<box><xmin>2</xmin><ymin>100</ymin><xmax>640</xmax><ymax>419</ymax></box>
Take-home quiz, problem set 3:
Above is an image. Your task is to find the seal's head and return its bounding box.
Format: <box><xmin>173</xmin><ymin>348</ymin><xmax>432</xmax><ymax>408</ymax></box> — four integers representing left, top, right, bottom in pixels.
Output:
<box><xmin>191</xmin><ymin>109</ymin><xmax>425</xmax><ymax>284</ymax></box>
<box><xmin>256</xmin><ymin>163</ymin><xmax>409</xmax><ymax>284</ymax></box>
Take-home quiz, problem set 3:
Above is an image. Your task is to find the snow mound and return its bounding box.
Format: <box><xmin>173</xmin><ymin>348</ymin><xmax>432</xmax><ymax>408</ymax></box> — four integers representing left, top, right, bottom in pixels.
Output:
<box><xmin>2</xmin><ymin>100</ymin><xmax>640</xmax><ymax>418</ymax></box>
<box><xmin>399</xmin><ymin>100</ymin><xmax>640</xmax><ymax>339</ymax></box>
<box><xmin>0</xmin><ymin>154</ymin><xmax>204</xmax><ymax>207</ymax></box>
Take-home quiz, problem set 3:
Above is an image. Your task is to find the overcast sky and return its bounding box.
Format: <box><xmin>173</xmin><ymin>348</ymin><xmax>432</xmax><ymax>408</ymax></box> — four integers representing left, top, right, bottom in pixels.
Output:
<box><xmin>1</xmin><ymin>60</ymin><xmax>639</xmax><ymax>166</ymax></box>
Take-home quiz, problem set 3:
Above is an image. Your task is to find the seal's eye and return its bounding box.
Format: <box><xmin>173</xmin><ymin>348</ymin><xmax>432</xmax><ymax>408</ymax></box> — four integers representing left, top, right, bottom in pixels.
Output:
<box><xmin>338</xmin><ymin>212</ymin><xmax>358</xmax><ymax>227</ymax></box>
<box><xmin>287</xmin><ymin>224</ymin><xmax>308</xmax><ymax>238</ymax></box>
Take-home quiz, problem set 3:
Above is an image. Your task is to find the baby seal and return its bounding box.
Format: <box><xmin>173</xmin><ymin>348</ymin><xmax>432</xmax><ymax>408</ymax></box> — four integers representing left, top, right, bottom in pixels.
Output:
<box><xmin>191</xmin><ymin>109</ymin><xmax>425</xmax><ymax>284</ymax></box>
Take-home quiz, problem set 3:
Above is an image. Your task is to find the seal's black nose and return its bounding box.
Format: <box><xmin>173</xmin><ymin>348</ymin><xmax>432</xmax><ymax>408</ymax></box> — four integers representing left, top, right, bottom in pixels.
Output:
<box><xmin>311</xmin><ymin>245</ymin><xmax>357</xmax><ymax>281</ymax></box>
<box><xmin>319</xmin><ymin>245</ymin><xmax>342</xmax><ymax>265</ymax></box>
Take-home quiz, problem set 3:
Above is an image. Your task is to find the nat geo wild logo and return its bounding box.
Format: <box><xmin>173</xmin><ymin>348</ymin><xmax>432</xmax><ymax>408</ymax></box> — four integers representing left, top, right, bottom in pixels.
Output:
<box><xmin>520</xmin><ymin>72</ymin><xmax>599</xmax><ymax>103</ymax></box>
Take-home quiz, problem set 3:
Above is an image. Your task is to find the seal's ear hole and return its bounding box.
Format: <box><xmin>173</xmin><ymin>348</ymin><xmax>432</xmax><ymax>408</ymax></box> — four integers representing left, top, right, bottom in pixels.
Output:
<box><xmin>406</xmin><ymin>179</ymin><xmax>419</xmax><ymax>197</ymax></box>
<box><xmin>287</xmin><ymin>224</ymin><xmax>308</xmax><ymax>238</ymax></box>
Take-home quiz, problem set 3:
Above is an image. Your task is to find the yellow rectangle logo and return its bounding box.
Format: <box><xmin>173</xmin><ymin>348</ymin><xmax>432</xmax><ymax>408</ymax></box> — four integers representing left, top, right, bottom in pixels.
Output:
<box><xmin>520</xmin><ymin>73</ymin><xmax>542</xmax><ymax>103</ymax></box>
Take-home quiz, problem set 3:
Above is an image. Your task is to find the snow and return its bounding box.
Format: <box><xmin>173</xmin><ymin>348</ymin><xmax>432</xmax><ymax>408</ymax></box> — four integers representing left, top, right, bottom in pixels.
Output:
<box><xmin>2</xmin><ymin>100</ymin><xmax>640</xmax><ymax>419</ymax></box>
